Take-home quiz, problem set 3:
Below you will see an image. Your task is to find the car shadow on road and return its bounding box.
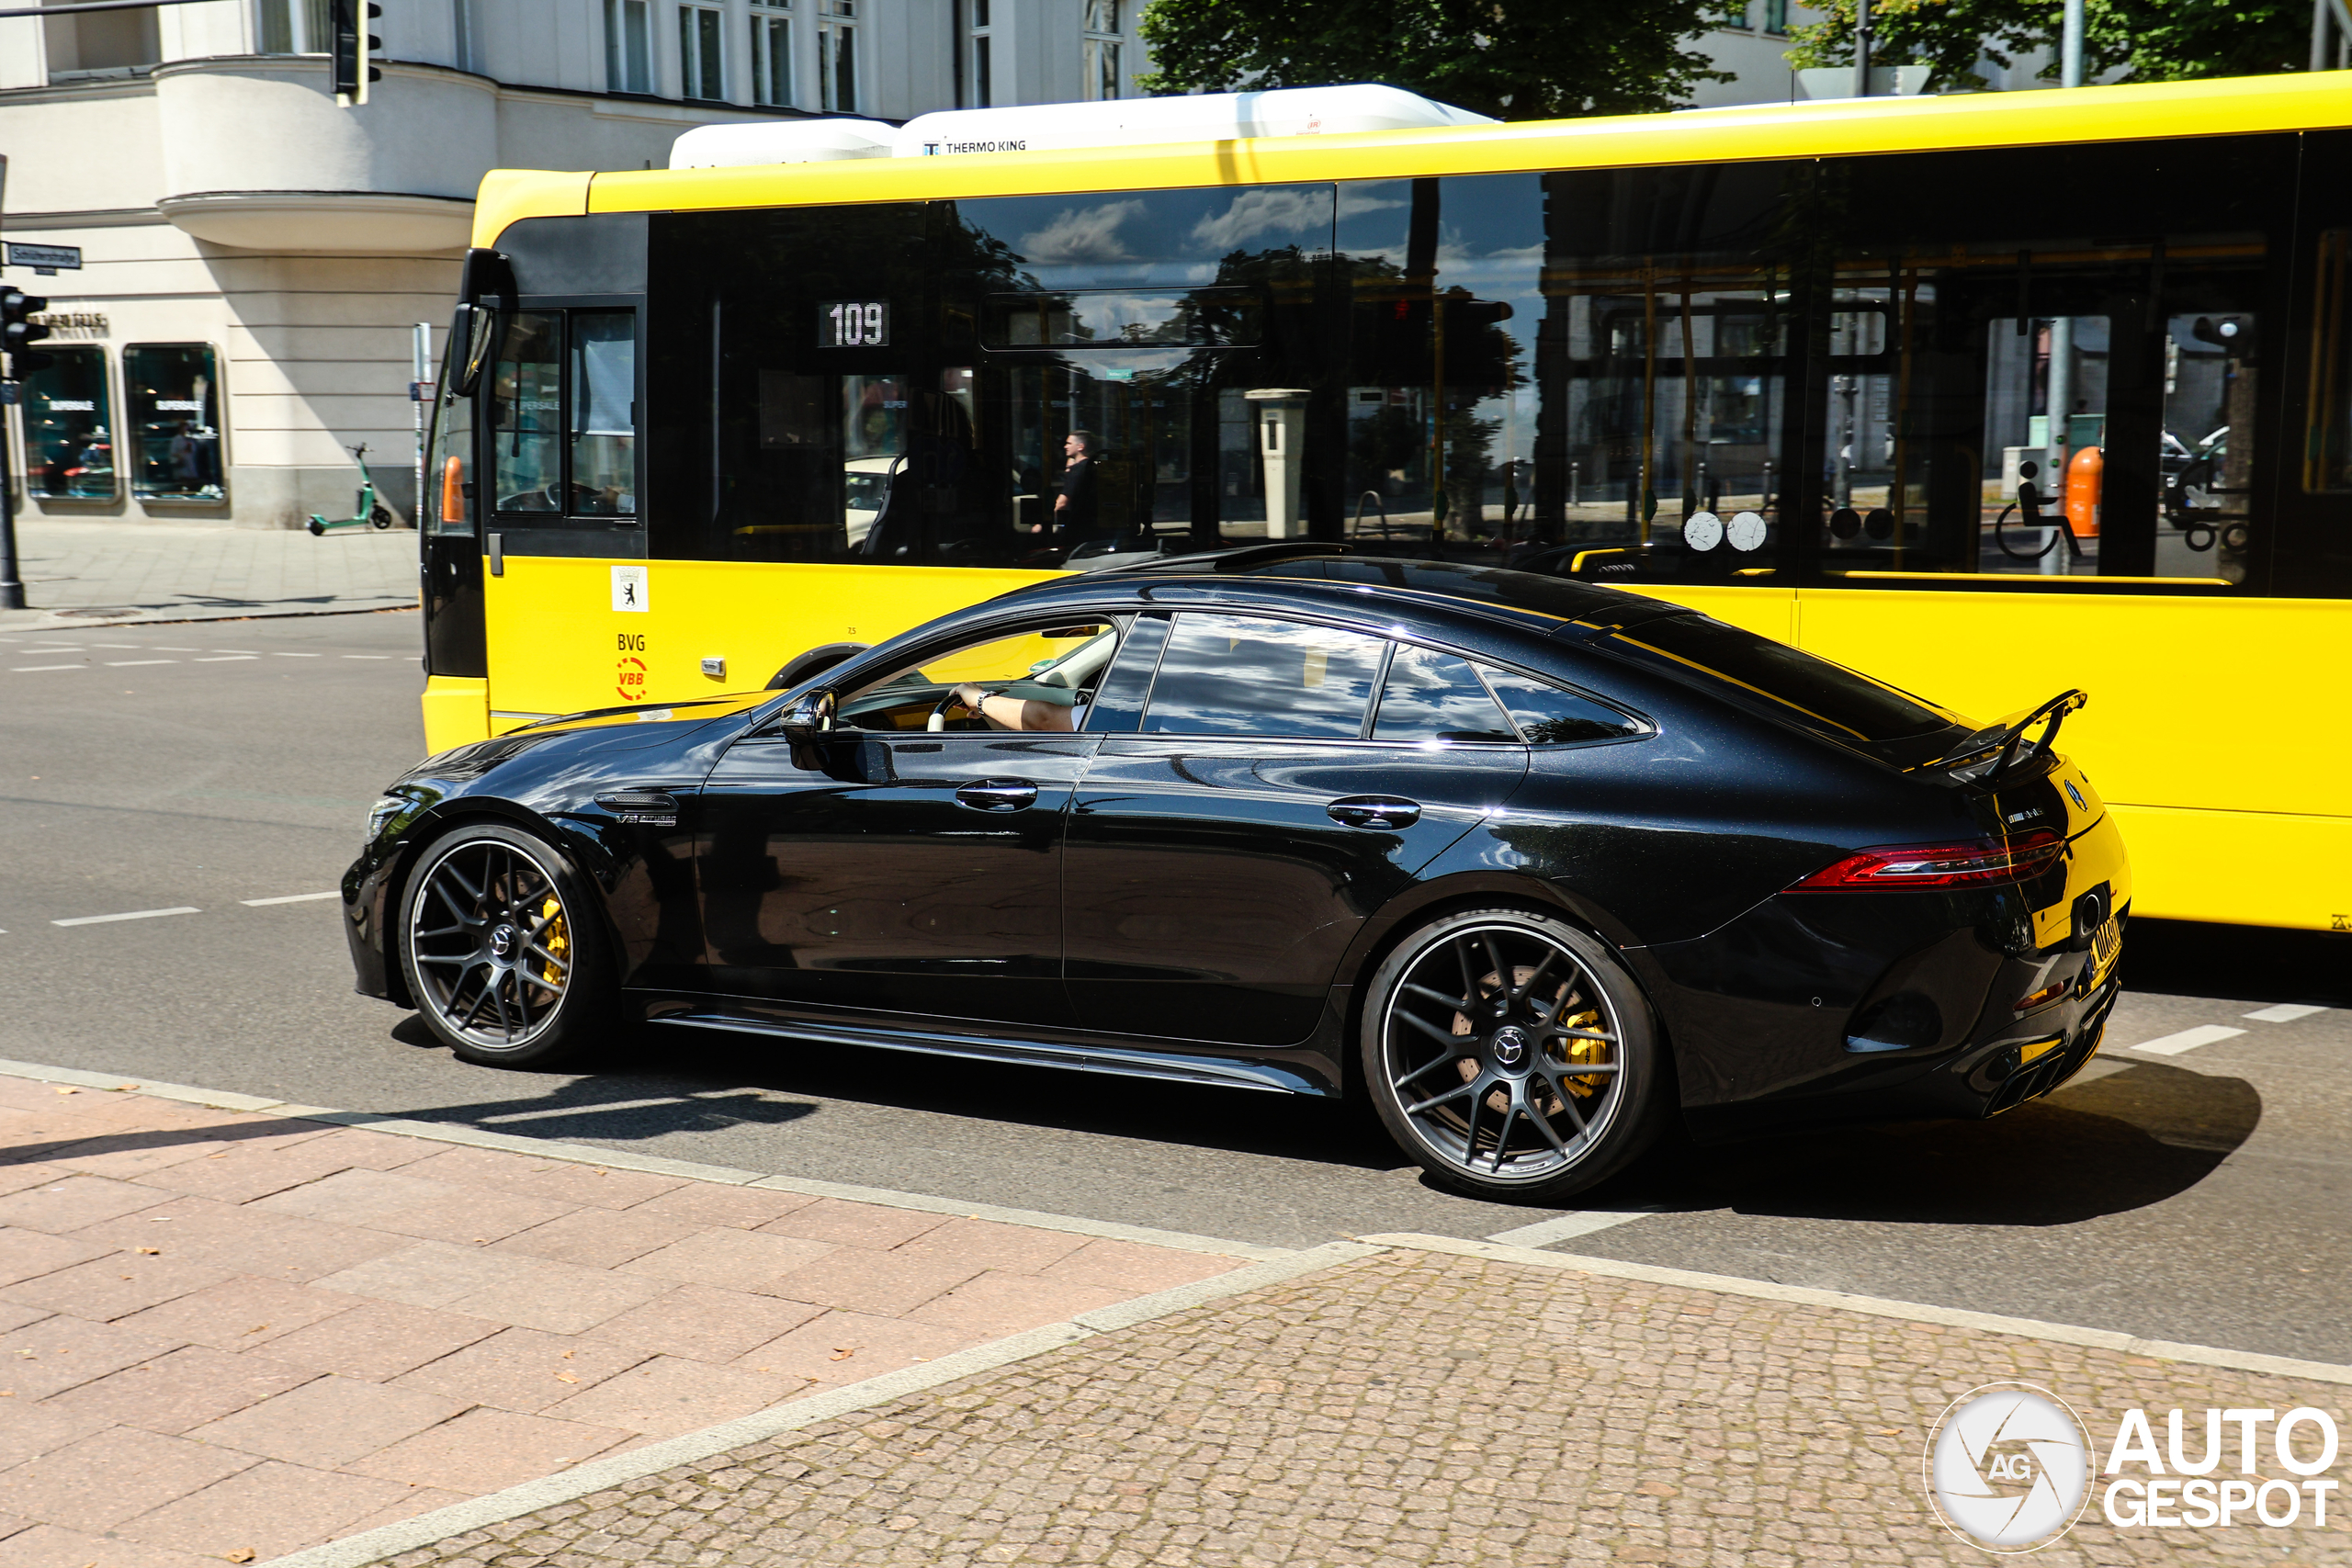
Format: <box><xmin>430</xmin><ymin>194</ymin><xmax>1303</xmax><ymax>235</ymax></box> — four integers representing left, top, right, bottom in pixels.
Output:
<box><xmin>2121</xmin><ymin>919</ymin><xmax>2352</xmax><ymax>1006</ymax></box>
<box><xmin>1579</xmin><ymin>1060</ymin><xmax>2259</xmax><ymax>1228</ymax></box>
<box><xmin>385</xmin><ymin>1014</ymin><xmax>1406</xmax><ymax>1172</ymax></box>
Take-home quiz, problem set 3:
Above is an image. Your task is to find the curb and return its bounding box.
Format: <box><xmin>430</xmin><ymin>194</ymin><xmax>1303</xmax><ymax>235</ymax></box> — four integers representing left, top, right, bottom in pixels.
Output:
<box><xmin>255</xmin><ymin>1240</ymin><xmax>1377</xmax><ymax>1568</ymax></box>
<box><xmin>0</xmin><ymin>1058</ymin><xmax>1290</xmax><ymax>1263</ymax></box>
<box><xmin>1358</xmin><ymin>1232</ymin><xmax>2352</xmax><ymax>1390</ymax></box>
<box><xmin>0</xmin><ymin>599</ymin><xmax>419</xmax><ymax>632</ymax></box>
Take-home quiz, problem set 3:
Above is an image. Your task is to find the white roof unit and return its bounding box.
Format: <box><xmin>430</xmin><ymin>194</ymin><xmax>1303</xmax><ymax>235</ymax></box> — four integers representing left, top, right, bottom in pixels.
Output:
<box><xmin>891</xmin><ymin>85</ymin><xmax>1497</xmax><ymax>159</ymax></box>
<box><xmin>669</xmin><ymin>118</ymin><xmax>895</xmax><ymax>169</ymax></box>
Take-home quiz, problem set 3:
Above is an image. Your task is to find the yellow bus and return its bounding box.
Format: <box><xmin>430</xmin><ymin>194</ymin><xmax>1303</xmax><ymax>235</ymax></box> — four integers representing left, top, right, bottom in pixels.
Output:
<box><xmin>417</xmin><ymin>73</ymin><xmax>2352</xmax><ymax>933</ymax></box>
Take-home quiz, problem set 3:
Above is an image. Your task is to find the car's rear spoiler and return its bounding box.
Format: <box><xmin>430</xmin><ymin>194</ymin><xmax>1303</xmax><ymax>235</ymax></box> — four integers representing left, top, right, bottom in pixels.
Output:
<box><xmin>1931</xmin><ymin>689</ymin><xmax>2088</xmax><ymax>784</ymax></box>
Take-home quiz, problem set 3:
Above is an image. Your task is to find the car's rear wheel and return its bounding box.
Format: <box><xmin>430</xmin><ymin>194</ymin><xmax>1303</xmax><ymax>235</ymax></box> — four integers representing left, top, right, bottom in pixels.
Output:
<box><xmin>1362</xmin><ymin>908</ymin><xmax>1667</xmax><ymax>1204</ymax></box>
<box><xmin>399</xmin><ymin>823</ymin><xmax>611</xmax><ymax>1068</ymax></box>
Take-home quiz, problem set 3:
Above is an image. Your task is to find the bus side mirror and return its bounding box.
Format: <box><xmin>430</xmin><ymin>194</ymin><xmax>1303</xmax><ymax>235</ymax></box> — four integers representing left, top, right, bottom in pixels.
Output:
<box><xmin>773</xmin><ymin>687</ymin><xmax>838</xmax><ymax>768</ymax></box>
<box><xmin>448</xmin><ymin>302</ymin><xmax>500</xmax><ymax>398</ymax></box>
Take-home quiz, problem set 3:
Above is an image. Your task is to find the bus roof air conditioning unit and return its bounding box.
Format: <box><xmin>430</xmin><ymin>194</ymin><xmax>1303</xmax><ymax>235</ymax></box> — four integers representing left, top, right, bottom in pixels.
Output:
<box><xmin>669</xmin><ymin>119</ymin><xmax>896</xmax><ymax>169</ymax></box>
<box><xmin>892</xmin><ymin>85</ymin><xmax>1498</xmax><ymax>158</ymax></box>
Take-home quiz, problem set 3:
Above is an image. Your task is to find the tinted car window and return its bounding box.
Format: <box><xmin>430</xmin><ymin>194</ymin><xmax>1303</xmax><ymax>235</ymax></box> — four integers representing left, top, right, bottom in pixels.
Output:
<box><xmin>1143</xmin><ymin>614</ymin><xmax>1385</xmax><ymax>739</ymax></box>
<box><xmin>1481</xmin><ymin>666</ymin><xmax>1643</xmax><ymax>745</ymax></box>
<box><xmin>1373</xmin><ymin>646</ymin><xmax>1519</xmax><ymax>743</ymax></box>
<box><xmin>1603</xmin><ymin>615</ymin><xmax>1954</xmax><ymax>743</ymax></box>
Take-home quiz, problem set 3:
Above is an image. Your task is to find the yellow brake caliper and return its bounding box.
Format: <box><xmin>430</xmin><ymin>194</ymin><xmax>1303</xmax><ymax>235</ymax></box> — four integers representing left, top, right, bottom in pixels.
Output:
<box><xmin>537</xmin><ymin>897</ymin><xmax>569</xmax><ymax>987</ymax></box>
<box><xmin>1558</xmin><ymin>1008</ymin><xmax>1609</xmax><ymax>1099</ymax></box>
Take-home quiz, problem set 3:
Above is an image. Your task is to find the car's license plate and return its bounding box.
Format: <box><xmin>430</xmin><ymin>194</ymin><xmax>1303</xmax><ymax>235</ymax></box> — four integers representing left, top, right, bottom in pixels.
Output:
<box><xmin>2087</xmin><ymin>915</ymin><xmax>2121</xmax><ymax>984</ymax></box>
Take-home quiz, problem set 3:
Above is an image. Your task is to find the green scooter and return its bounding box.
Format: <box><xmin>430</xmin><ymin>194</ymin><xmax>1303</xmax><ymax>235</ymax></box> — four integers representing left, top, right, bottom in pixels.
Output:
<box><xmin>306</xmin><ymin>443</ymin><xmax>397</xmax><ymax>535</ymax></box>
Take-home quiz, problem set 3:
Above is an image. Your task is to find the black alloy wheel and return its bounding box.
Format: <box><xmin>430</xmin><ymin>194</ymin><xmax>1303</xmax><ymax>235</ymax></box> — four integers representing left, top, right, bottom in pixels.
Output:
<box><xmin>399</xmin><ymin>823</ymin><xmax>611</xmax><ymax>1068</ymax></box>
<box><xmin>1363</xmin><ymin>908</ymin><xmax>1667</xmax><ymax>1203</ymax></box>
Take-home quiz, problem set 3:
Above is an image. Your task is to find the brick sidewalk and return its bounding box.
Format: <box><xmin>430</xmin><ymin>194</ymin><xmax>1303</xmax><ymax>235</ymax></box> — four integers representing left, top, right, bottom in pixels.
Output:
<box><xmin>0</xmin><ymin>1074</ymin><xmax>1245</xmax><ymax>1566</ymax></box>
<box><xmin>376</xmin><ymin>1245</ymin><xmax>2352</xmax><ymax>1568</ymax></box>
<box><xmin>1</xmin><ymin>518</ymin><xmax>416</xmax><ymax>632</ymax></box>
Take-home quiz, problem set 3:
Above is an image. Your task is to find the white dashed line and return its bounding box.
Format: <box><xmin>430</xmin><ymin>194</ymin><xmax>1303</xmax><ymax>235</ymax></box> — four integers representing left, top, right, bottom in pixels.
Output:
<box><xmin>51</xmin><ymin>907</ymin><xmax>202</xmax><ymax>928</ymax></box>
<box><xmin>12</xmin><ymin>665</ymin><xmax>85</xmax><ymax>672</ymax></box>
<box><xmin>105</xmin><ymin>660</ymin><xmax>176</xmax><ymax>667</ymax></box>
<box><xmin>1485</xmin><ymin>1207</ymin><xmax>1668</xmax><ymax>1247</ymax></box>
<box><xmin>2244</xmin><ymin>1003</ymin><xmax>2328</xmax><ymax>1024</ymax></box>
<box><xmin>2128</xmin><ymin>1024</ymin><xmax>2247</xmax><ymax>1056</ymax></box>
<box><xmin>192</xmin><ymin>655</ymin><xmax>257</xmax><ymax>662</ymax></box>
<box><xmin>240</xmin><ymin>891</ymin><xmax>340</xmax><ymax>906</ymax></box>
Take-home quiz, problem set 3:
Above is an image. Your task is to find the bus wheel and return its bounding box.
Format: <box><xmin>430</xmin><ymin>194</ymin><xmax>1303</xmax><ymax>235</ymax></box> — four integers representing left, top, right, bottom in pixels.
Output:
<box><xmin>399</xmin><ymin>823</ymin><xmax>612</xmax><ymax>1068</ymax></box>
<box><xmin>1361</xmin><ymin>908</ymin><xmax>1668</xmax><ymax>1204</ymax></box>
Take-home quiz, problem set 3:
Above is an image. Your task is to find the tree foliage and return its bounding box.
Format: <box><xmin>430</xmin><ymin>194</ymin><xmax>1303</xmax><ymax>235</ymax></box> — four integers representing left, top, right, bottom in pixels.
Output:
<box><xmin>1134</xmin><ymin>0</ymin><xmax>1734</xmax><ymax>120</ymax></box>
<box><xmin>1785</xmin><ymin>0</ymin><xmax>2316</xmax><ymax>94</ymax></box>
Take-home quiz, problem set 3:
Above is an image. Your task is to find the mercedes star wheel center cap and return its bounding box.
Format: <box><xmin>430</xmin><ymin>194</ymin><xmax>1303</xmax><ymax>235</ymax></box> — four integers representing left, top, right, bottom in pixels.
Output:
<box><xmin>1490</xmin><ymin>1026</ymin><xmax>1530</xmax><ymax>1067</ymax></box>
<box><xmin>490</xmin><ymin>923</ymin><xmax>517</xmax><ymax>960</ymax></box>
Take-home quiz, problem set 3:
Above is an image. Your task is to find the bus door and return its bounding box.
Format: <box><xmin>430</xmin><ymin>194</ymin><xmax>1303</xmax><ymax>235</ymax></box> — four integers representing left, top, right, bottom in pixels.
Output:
<box><xmin>422</xmin><ymin>295</ymin><xmax>494</xmax><ymax>689</ymax></box>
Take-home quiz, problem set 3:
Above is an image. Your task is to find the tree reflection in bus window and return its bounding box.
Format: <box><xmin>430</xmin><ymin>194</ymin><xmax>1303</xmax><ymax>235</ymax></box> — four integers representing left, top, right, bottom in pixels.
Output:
<box><xmin>492</xmin><ymin>311</ymin><xmax>561</xmax><ymax>513</ymax></box>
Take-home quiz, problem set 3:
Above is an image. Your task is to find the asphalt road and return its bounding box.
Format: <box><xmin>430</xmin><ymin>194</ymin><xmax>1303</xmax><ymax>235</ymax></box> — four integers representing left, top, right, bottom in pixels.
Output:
<box><xmin>4</xmin><ymin>606</ymin><xmax>2347</xmax><ymax>1366</ymax></box>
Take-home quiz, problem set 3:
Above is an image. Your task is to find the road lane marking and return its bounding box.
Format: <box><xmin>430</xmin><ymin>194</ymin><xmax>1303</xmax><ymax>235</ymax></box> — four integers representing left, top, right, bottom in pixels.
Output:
<box><xmin>153</xmin><ymin>647</ymin><xmax>201</xmax><ymax>652</ymax></box>
<box><xmin>192</xmin><ymin>655</ymin><xmax>257</xmax><ymax>662</ymax></box>
<box><xmin>2128</xmin><ymin>1024</ymin><xmax>2247</xmax><ymax>1056</ymax></box>
<box><xmin>51</xmin><ymin>907</ymin><xmax>202</xmax><ymax>927</ymax></box>
<box><xmin>90</xmin><ymin>643</ymin><xmax>145</xmax><ymax>649</ymax></box>
<box><xmin>2245</xmin><ymin>1003</ymin><xmax>2328</xmax><ymax>1024</ymax></box>
<box><xmin>12</xmin><ymin>665</ymin><xmax>85</xmax><ymax>672</ymax></box>
<box><xmin>240</xmin><ymin>892</ymin><xmax>339</xmax><ymax>906</ymax></box>
<box><xmin>105</xmin><ymin>660</ymin><xmax>175</xmax><ymax>667</ymax></box>
<box><xmin>1485</xmin><ymin>1206</ymin><xmax>1667</xmax><ymax>1247</ymax></box>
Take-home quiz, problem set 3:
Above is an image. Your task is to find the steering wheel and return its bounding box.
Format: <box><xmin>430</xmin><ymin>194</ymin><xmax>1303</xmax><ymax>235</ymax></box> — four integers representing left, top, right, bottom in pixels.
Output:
<box><xmin>926</xmin><ymin>686</ymin><xmax>990</xmax><ymax>732</ymax></box>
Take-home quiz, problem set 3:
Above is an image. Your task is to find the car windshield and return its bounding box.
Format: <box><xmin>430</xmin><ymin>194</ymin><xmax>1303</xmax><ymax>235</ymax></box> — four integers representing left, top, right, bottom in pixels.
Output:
<box><xmin>1598</xmin><ymin>614</ymin><xmax>1963</xmax><ymax>747</ymax></box>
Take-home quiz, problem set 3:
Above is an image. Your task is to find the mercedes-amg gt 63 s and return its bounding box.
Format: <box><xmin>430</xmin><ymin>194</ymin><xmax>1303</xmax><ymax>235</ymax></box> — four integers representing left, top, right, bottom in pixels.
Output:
<box><xmin>343</xmin><ymin>546</ymin><xmax>2129</xmax><ymax>1203</ymax></box>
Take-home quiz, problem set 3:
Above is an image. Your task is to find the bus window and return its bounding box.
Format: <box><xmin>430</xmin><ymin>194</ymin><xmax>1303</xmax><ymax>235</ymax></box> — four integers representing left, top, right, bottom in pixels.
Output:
<box><xmin>491</xmin><ymin>311</ymin><xmax>562</xmax><ymax>513</ymax></box>
<box><xmin>568</xmin><ymin>310</ymin><xmax>637</xmax><ymax>517</ymax></box>
<box><xmin>2307</xmin><ymin>230</ymin><xmax>2351</xmax><ymax>495</ymax></box>
<box><xmin>1337</xmin><ymin>175</ymin><xmax>1544</xmax><ymax>556</ymax></box>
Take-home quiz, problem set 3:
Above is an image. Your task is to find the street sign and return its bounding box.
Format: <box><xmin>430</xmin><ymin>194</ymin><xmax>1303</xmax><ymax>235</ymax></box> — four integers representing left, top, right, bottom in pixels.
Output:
<box><xmin>5</xmin><ymin>242</ymin><xmax>81</xmax><ymax>275</ymax></box>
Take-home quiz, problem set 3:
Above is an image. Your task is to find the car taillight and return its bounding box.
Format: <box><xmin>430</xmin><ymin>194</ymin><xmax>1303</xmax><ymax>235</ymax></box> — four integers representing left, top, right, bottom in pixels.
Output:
<box><xmin>1792</xmin><ymin>829</ymin><xmax>2064</xmax><ymax>890</ymax></box>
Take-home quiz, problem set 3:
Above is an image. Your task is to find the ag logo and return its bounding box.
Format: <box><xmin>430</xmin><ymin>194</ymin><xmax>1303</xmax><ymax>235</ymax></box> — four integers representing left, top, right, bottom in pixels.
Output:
<box><xmin>1924</xmin><ymin>1382</ymin><xmax>2090</xmax><ymax>1552</ymax></box>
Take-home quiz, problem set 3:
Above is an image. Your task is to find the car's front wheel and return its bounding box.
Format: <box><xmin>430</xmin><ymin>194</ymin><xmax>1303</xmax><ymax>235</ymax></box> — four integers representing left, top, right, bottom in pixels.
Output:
<box><xmin>398</xmin><ymin>822</ymin><xmax>612</xmax><ymax>1068</ymax></box>
<box><xmin>1362</xmin><ymin>908</ymin><xmax>1668</xmax><ymax>1204</ymax></box>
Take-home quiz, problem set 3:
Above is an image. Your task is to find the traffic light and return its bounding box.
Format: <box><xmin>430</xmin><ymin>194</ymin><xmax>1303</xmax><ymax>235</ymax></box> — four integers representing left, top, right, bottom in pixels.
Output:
<box><xmin>333</xmin><ymin>0</ymin><xmax>382</xmax><ymax>105</ymax></box>
<box><xmin>2</xmin><ymin>286</ymin><xmax>52</xmax><ymax>379</ymax></box>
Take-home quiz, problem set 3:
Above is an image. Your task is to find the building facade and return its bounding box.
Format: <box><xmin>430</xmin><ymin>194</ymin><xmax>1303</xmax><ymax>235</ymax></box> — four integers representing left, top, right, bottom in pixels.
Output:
<box><xmin>0</xmin><ymin>0</ymin><xmax>1154</xmax><ymax>528</ymax></box>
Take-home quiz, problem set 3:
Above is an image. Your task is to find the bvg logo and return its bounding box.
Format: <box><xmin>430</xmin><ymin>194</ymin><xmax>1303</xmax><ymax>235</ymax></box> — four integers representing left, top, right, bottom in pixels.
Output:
<box><xmin>1925</xmin><ymin>1382</ymin><xmax>2092</xmax><ymax>1552</ymax></box>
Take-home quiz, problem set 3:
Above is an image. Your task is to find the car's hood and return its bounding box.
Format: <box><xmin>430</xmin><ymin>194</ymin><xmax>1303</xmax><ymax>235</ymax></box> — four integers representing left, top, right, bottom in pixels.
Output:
<box><xmin>509</xmin><ymin>691</ymin><xmax>776</xmax><ymax>736</ymax></box>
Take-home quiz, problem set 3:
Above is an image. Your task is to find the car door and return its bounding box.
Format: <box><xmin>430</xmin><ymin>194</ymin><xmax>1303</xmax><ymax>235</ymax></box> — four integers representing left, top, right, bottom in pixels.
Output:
<box><xmin>1062</xmin><ymin>610</ymin><xmax>1530</xmax><ymax>1047</ymax></box>
<box><xmin>695</xmin><ymin>619</ymin><xmax>1116</xmax><ymax>1029</ymax></box>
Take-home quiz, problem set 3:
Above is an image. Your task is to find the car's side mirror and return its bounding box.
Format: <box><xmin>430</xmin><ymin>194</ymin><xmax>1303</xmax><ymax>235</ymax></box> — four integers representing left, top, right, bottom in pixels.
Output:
<box><xmin>772</xmin><ymin>687</ymin><xmax>838</xmax><ymax>768</ymax></box>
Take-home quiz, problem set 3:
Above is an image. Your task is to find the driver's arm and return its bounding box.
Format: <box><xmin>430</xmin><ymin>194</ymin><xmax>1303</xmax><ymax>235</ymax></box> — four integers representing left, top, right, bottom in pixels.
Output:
<box><xmin>953</xmin><ymin>684</ymin><xmax>1075</xmax><ymax>732</ymax></box>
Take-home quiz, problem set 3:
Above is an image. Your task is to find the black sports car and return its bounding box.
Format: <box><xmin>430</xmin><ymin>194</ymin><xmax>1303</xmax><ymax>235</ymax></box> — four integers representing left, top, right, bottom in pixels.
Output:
<box><xmin>343</xmin><ymin>545</ymin><xmax>2129</xmax><ymax>1202</ymax></box>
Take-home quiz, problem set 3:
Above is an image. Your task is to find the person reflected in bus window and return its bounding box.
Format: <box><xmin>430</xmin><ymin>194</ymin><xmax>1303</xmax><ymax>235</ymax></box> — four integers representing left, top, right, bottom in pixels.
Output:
<box><xmin>1035</xmin><ymin>429</ymin><xmax>1101</xmax><ymax>543</ymax></box>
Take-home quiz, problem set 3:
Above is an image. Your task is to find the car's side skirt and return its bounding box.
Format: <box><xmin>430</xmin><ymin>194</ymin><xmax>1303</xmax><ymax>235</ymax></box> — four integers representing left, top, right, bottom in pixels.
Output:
<box><xmin>642</xmin><ymin>1008</ymin><xmax>1332</xmax><ymax>1097</ymax></box>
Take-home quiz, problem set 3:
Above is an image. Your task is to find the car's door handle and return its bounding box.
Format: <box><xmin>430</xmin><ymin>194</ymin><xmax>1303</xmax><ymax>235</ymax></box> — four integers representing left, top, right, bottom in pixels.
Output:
<box><xmin>956</xmin><ymin>779</ymin><xmax>1038</xmax><ymax>813</ymax></box>
<box><xmin>1328</xmin><ymin>795</ymin><xmax>1421</xmax><ymax>829</ymax></box>
<box><xmin>594</xmin><ymin>789</ymin><xmax>680</xmax><ymax>826</ymax></box>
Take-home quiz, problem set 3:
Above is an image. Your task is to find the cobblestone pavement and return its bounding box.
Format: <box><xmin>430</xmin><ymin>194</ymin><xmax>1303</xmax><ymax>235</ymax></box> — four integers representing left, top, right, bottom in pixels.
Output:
<box><xmin>383</xmin><ymin>1246</ymin><xmax>2352</xmax><ymax>1568</ymax></box>
<box><xmin>1</xmin><ymin>518</ymin><xmax>416</xmax><ymax>631</ymax></box>
<box><xmin>0</xmin><ymin>1072</ymin><xmax>1248</xmax><ymax>1566</ymax></box>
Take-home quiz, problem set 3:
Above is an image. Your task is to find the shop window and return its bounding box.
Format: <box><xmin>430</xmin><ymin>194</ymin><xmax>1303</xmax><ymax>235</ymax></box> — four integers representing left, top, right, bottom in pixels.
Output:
<box><xmin>122</xmin><ymin>344</ymin><xmax>223</xmax><ymax>502</ymax></box>
<box><xmin>21</xmin><ymin>345</ymin><xmax>119</xmax><ymax>501</ymax></box>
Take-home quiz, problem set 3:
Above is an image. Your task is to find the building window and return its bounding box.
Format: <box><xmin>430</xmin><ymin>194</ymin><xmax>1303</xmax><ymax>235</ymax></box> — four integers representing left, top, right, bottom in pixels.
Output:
<box><xmin>967</xmin><ymin>0</ymin><xmax>991</xmax><ymax>107</ymax></box>
<box><xmin>122</xmin><ymin>344</ymin><xmax>224</xmax><ymax>503</ymax></box>
<box><xmin>1083</xmin><ymin>0</ymin><xmax>1121</xmax><ymax>100</ymax></box>
<box><xmin>454</xmin><ymin>0</ymin><xmax>478</xmax><ymax>73</ymax></box>
<box><xmin>820</xmin><ymin>0</ymin><xmax>855</xmax><ymax>113</ymax></box>
<box><xmin>680</xmin><ymin>4</ymin><xmax>724</xmax><ymax>100</ymax></box>
<box><xmin>21</xmin><ymin>346</ymin><xmax>118</xmax><ymax>501</ymax></box>
<box><xmin>751</xmin><ymin>1</ymin><xmax>791</xmax><ymax>107</ymax></box>
<box><xmin>1761</xmin><ymin>0</ymin><xmax>1789</xmax><ymax>34</ymax></box>
<box><xmin>257</xmin><ymin>0</ymin><xmax>329</xmax><ymax>53</ymax></box>
<box><xmin>605</xmin><ymin>0</ymin><xmax>651</xmax><ymax>93</ymax></box>
<box><xmin>1719</xmin><ymin>0</ymin><xmax>1752</xmax><ymax>28</ymax></box>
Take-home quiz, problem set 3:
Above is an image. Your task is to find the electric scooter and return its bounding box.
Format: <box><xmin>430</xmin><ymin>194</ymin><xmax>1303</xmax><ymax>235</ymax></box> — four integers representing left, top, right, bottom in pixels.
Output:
<box><xmin>306</xmin><ymin>443</ymin><xmax>396</xmax><ymax>535</ymax></box>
